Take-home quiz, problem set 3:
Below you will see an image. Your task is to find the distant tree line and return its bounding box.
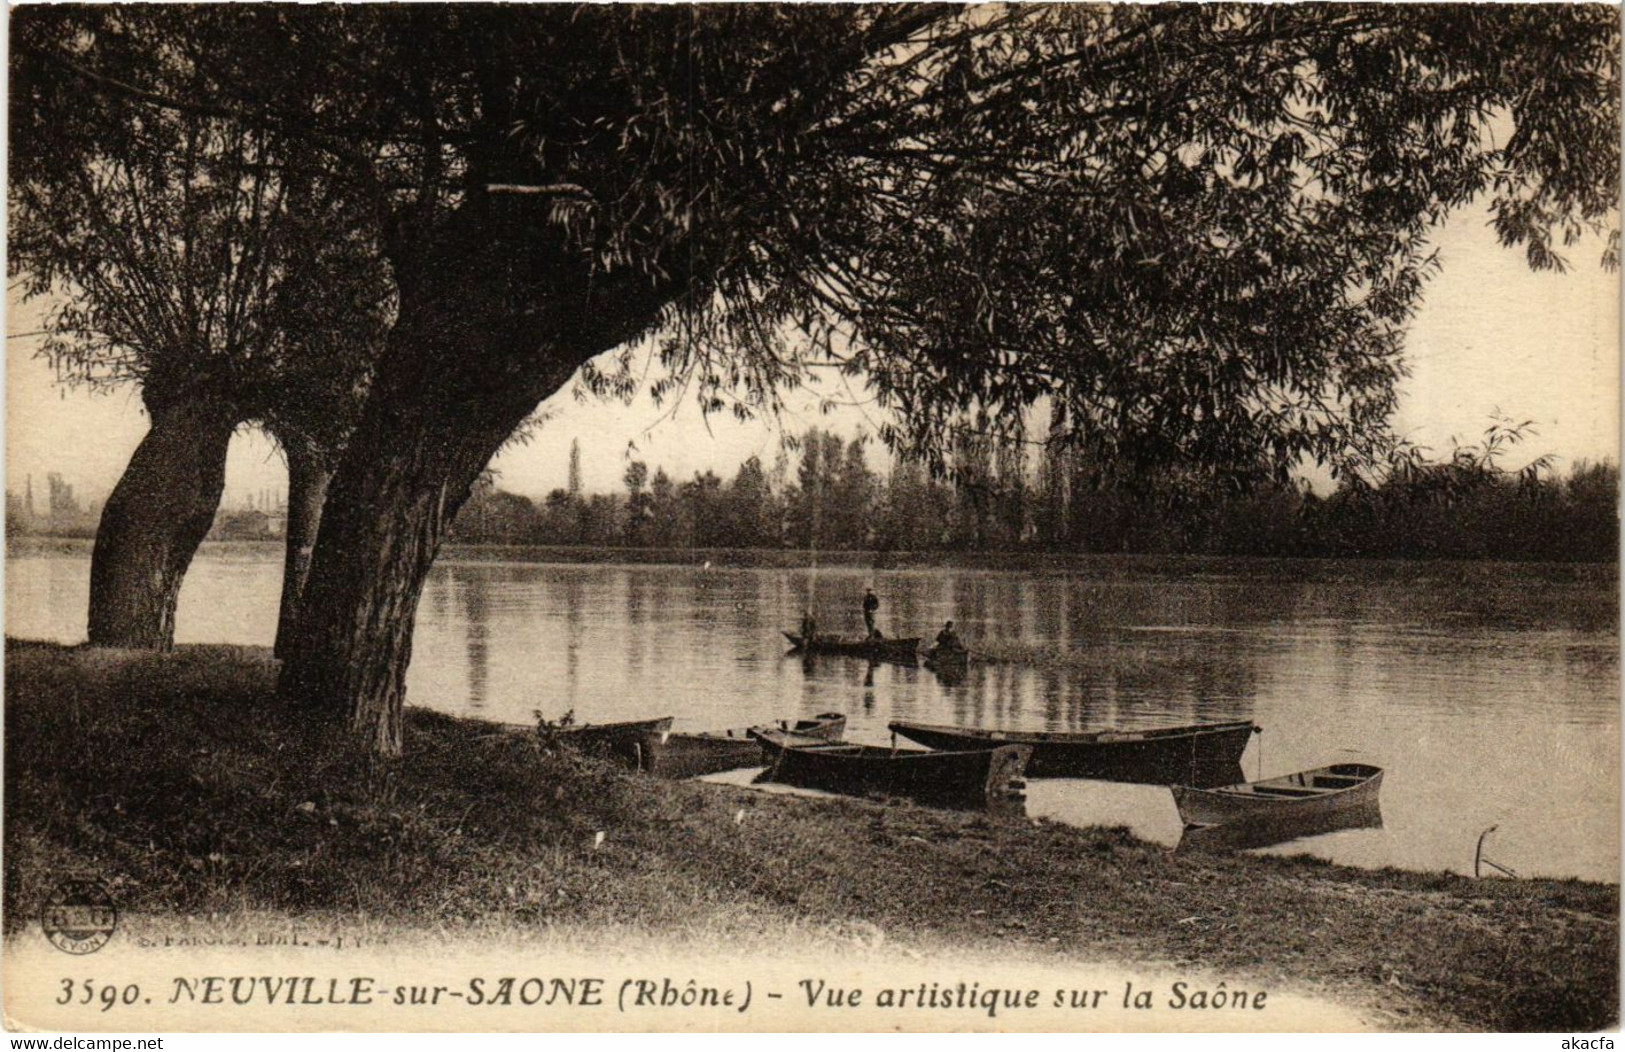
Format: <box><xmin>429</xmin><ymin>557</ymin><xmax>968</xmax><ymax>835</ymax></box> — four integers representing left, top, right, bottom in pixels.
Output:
<box><xmin>448</xmin><ymin>426</ymin><xmax>1618</xmax><ymax>563</ymax></box>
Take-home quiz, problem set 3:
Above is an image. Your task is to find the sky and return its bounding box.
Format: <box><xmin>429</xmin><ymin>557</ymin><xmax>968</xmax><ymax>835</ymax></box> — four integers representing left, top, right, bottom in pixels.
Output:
<box><xmin>5</xmin><ymin>204</ymin><xmax>1619</xmax><ymax>510</ymax></box>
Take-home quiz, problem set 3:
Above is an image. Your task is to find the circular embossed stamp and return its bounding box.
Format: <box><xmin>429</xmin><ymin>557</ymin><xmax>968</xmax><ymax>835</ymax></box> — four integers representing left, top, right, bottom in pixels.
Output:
<box><xmin>41</xmin><ymin>876</ymin><xmax>118</xmax><ymax>955</ymax></box>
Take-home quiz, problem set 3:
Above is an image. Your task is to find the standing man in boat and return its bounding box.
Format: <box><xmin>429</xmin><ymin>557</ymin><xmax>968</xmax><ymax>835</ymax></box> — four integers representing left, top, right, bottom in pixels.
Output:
<box><xmin>862</xmin><ymin>588</ymin><xmax>881</xmax><ymax>639</ymax></box>
<box><xmin>800</xmin><ymin>610</ymin><xmax>818</xmax><ymax>645</ymax></box>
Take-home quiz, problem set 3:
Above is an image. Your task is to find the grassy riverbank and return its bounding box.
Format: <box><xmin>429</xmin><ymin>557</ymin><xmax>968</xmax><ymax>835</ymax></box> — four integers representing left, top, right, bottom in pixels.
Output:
<box><xmin>4</xmin><ymin>639</ymin><xmax>1616</xmax><ymax>1031</ymax></box>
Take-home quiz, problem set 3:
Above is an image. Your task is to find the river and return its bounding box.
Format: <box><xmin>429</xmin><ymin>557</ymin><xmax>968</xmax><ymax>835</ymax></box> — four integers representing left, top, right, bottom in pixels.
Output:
<box><xmin>7</xmin><ymin>539</ymin><xmax>1617</xmax><ymax>883</ymax></box>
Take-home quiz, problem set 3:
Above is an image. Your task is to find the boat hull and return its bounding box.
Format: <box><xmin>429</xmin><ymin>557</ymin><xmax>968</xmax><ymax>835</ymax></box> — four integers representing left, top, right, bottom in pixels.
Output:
<box><xmin>784</xmin><ymin>632</ymin><xmax>920</xmax><ymax>662</ymax></box>
<box><xmin>651</xmin><ymin>713</ymin><xmax>847</xmax><ymax>779</ymax></box>
<box><xmin>922</xmin><ymin>648</ymin><xmax>970</xmax><ymax>684</ymax></box>
<box><xmin>1173</xmin><ymin>764</ymin><xmax>1385</xmax><ymax>828</ymax></box>
<box><xmin>650</xmin><ymin>733</ymin><xmax>765</xmax><ymax>779</ymax></box>
<box><xmin>553</xmin><ymin>717</ymin><xmax>675</xmax><ymax>771</ymax></box>
<box><xmin>1176</xmin><ymin>797</ymin><xmax>1384</xmax><ymax>853</ymax></box>
<box><xmin>752</xmin><ymin>728</ymin><xmax>1029</xmax><ymax>811</ymax></box>
<box><xmin>887</xmin><ymin>719</ymin><xmax>1257</xmax><ymax>785</ymax></box>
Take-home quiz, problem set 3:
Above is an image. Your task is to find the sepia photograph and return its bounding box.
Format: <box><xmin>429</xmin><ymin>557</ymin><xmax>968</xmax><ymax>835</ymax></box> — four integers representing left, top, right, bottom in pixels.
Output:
<box><xmin>3</xmin><ymin>2</ymin><xmax>1619</xmax><ymax>1036</ymax></box>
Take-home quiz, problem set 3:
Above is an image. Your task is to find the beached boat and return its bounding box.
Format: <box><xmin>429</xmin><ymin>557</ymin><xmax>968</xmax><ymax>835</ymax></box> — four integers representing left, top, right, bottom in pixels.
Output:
<box><xmin>1172</xmin><ymin>763</ymin><xmax>1384</xmax><ymax>829</ymax></box>
<box><xmin>751</xmin><ymin>727</ymin><xmax>1030</xmax><ymax>810</ymax></box>
<box><xmin>885</xmin><ymin>719</ymin><xmax>1258</xmax><ymax>785</ymax></box>
<box><xmin>551</xmin><ymin>716</ymin><xmax>674</xmax><ymax>770</ymax></box>
<box><xmin>1176</xmin><ymin>795</ymin><xmax>1383</xmax><ymax>853</ymax></box>
<box><xmin>651</xmin><ymin>713</ymin><xmax>847</xmax><ymax>779</ymax></box>
<box><xmin>783</xmin><ymin>632</ymin><xmax>921</xmax><ymax>662</ymax></box>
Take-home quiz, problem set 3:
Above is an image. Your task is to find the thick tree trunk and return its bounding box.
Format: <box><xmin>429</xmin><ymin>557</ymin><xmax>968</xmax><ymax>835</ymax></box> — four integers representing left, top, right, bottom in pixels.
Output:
<box><xmin>272</xmin><ymin>438</ymin><xmax>334</xmax><ymax>659</ymax></box>
<box><xmin>277</xmin><ymin>401</ymin><xmax>506</xmax><ymax>754</ymax></box>
<box><xmin>87</xmin><ymin>398</ymin><xmax>237</xmax><ymax>649</ymax></box>
<box><xmin>279</xmin><ymin>198</ymin><xmax>677</xmax><ymax>755</ymax></box>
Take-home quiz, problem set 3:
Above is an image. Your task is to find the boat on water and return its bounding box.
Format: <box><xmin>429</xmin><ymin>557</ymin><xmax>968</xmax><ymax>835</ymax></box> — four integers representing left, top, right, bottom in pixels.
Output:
<box><xmin>783</xmin><ymin>632</ymin><xmax>921</xmax><ymax>662</ymax></box>
<box><xmin>651</xmin><ymin>712</ymin><xmax>847</xmax><ymax>779</ymax></box>
<box><xmin>886</xmin><ymin>718</ymin><xmax>1259</xmax><ymax>785</ymax></box>
<box><xmin>751</xmin><ymin>727</ymin><xmax>1030</xmax><ymax>811</ymax></box>
<box><xmin>923</xmin><ymin>646</ymin><xmax>969</xmax><ymax>685</ymax></box>
<box><xmin>1172</xmin><ymin>763</ymin><xmax>1384</xmax><ymax>829</ymax></box>
<box><xmin>922</xmin><ymin>646</ymin><xmax>970</xmax><ymax>668</ymax></box>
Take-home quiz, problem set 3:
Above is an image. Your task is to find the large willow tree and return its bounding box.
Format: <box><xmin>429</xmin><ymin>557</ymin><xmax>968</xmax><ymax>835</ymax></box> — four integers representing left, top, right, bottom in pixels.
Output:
<box><xmin>13</xmin><ymin>5</ymin><xmax>1616</xmax><ymax>753</ymax></box>
<box><xmin>10</xmin><ymin>8</ymin><xmax>391</xmax><ymax>651</ymax></box>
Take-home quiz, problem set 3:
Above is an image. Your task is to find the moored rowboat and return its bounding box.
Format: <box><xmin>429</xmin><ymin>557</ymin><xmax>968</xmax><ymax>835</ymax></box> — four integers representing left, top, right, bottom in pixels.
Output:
<box><xmin>651</xmin><ymin>712</ymin><xmax>847</xmax><ymax>779</ymax></box>
<box><xmin>751</xmin><ymin>727</ymin><xmax>1030</xmax><ymax>811</ymax></box>
<box><xmin>1176</xmin><ymin>795</ymin><xmax>1383</xmax><ymax>853</ymax></box>
<box><xmin>551</xmin><ymin>716</ymin><xmax>675</xmax><ymax>770</ymax></box>
<box><xmin>1172</xmin><ymin>763</ymin><xmax>1384</xmax><ymax>829</ymax></box>
<box><xmin>886</xmin><ymin>719</ymin><xmax>1258</xmax><ymax>785</ymax></box>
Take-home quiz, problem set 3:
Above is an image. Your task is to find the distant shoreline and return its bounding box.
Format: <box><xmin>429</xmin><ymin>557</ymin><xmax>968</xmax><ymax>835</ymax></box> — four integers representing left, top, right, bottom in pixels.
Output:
<box><xmin>7</xmin><ymin>534</ymin><xmax>1618</xmax><ymax>579</ymax></box>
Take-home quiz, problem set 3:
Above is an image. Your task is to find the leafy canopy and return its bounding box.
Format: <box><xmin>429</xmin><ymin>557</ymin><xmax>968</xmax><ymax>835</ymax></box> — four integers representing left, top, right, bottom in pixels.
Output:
<box><xmin>10</xmin><ymin>7</ymin><xmax>392</xmax><ymax>452</ymax></box>
<box><xmin>13</xmin><ymin>5</ymin><xmax>1618</xmax><ymax>483</ymax></box>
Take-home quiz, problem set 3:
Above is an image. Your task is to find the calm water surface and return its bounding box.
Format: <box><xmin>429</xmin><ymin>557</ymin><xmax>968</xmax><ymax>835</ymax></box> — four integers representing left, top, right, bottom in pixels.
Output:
<box><xmin>8</xmin><ymin>541</ymin><xmax>1618</xmax><ymax>883</ymax></box>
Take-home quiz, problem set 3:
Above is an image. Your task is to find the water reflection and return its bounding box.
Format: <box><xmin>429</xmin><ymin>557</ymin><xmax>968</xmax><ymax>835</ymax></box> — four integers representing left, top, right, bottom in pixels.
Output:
<box><xmin>562</xmin><ymin>570</ymin><xmax>585</xmax><ymax>714</ymax></box>
<box><xmin>4</xmin><ymin>543</ymin><xmax>1617</xmax><ymax>883</ymax></box>
<box><xmin>419</xmin><ymin>559</ymin><xmax>1625</xmax><ymax>883</ymax></box>
<box><xmin>452</xmin><ymin>567</ymin><xmax>489</xmax><ymax>711</ymax></box>
<box><xmin>928</xmin><ymin>659</ymin><xmax>967</xmax><ymax>689</ymax></box>
<box><xmin>1176</xmin><ymin>799</ymin><xmax>1385</xmax><ymax>854</ymax></box>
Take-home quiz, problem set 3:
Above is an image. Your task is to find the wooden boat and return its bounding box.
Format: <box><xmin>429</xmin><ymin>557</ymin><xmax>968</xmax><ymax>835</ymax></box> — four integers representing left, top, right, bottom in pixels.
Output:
<box><xmin>751</xmin><ymin>727</ymin><xmax>1030</xmax><ymax>811</ymax></box>
<box><xmin>1172</xmin><ymin>763</ymin><xmax>1384</xmax><ymax>829</ymax></box>
<box><xmin>886</xmin><ymin>719</ymin><xmax>1258</xmax><ymax>785</ymax></box>
<box><xmin>922</xmin><ymin>646</ymin><xmax>970</xmax><ymax>668</ymax></box>
<box><xmin>651</xmin><ymin>713</ymin><xmax>847</xmax><ymax>779</ymax></box>
<box><xmin>924</xmin><ymin>647</ymin><xmax>969</xmax><ymax>686</ymax></box>
<box><xmin>551</xmin><ymin>716</ymin><xmax>674</xmax><ymax>771</ymax></box>
<box><xmin>1177</xmin><ymin>796</ymin><xmax>1383</xmax><ymax>853</ymax></box>
<box><xmin>783</xmin><ymin>632</ymin><xmax>921</xmax><ymax>662</ymax></box>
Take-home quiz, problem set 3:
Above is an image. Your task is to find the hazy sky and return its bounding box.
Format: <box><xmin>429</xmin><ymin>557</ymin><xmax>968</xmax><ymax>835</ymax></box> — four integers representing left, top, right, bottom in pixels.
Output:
<box><xmin>6</xmin><ymin>204</ymin><xmax>1618</xmax><ymax>508</ymax></box>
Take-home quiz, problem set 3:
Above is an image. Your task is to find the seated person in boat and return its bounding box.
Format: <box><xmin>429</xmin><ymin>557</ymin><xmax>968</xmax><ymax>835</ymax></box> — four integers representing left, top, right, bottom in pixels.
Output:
<box><xmin>935</xmin><ymin>621</ymin><xmax>964</xmax><ymax>652</ymax></box>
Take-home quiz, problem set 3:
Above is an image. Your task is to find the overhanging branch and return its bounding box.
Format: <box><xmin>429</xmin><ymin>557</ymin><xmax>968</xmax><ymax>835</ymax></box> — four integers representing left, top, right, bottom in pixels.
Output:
<box><xmin>484</xmin><ymin>183</ymin><xmax>594</xmax><ymax>201</ymax></box>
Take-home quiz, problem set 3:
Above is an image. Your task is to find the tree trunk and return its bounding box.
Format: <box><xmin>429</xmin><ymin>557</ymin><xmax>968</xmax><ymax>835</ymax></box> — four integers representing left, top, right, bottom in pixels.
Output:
<box><xmin>277</xmin><ymin>404</ymin><xmax>503</xmax><ymax>754</ymax></box>
<box><xmin>278</xmin><ymin>199</ymin><xmax>677</xmax><ymax>755</ymax></box>
<box><xmin>87</xmin><ymin>398</ymin><xmax>237</xmax><ymax>649</ymax></box>
<box><xmin>272</xmin><ymin>438</ymin><xmax>334</xmax><ymax>658</ymax></box>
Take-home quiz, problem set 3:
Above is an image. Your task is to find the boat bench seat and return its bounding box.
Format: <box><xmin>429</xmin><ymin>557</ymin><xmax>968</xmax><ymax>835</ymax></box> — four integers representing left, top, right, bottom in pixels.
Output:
<box><xmin>1249</xmin><ymin>786</ymin><xmax>1322</xmax><ymax>798</ymax></box>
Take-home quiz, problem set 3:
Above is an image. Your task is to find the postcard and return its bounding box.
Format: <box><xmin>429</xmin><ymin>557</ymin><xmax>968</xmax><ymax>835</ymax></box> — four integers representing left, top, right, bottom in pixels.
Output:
<box><xmin>6</xmin><ymin>3</ymin><xmax>1618</xmax><ymax>1035</ymax></box>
